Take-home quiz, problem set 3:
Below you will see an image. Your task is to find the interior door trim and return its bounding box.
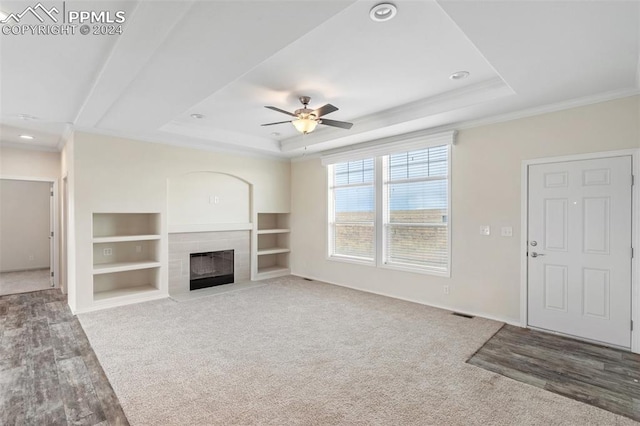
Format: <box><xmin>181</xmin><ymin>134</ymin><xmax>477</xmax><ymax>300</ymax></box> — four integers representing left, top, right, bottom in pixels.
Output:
<box><xmin>520</xmin><ymin>149</ymin><xmax>640</xmax><ymax>354</ymax></box>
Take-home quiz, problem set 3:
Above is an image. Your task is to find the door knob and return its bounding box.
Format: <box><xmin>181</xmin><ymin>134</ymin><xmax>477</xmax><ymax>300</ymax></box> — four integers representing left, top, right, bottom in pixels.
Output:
<box><xmin>530</xmin><ymin>252</ymin><xmax>545</xmax><ymax>258</ymax></box>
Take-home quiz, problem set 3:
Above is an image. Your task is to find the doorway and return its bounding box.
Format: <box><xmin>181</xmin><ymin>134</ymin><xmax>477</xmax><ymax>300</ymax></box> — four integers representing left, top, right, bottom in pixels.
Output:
<box><xmin>0</xmin><ymin>178</ymin><xmax>55</xmax><ymax>296</ymax></box>
<box><xmin>523</xmin><ymin>151</ymin><xmax>636</xmax><ymax>350</ymax></box>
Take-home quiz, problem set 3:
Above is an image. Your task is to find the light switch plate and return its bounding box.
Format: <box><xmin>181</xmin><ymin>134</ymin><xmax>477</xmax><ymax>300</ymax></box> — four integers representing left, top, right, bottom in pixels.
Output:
<box><xmin>480</xmin><ymin>225</ymin><xmax>490</xmax><ymax>236</ymax></box>
<box><xmin>501</xmin><ymin>226</ymin><xmax>513</xmax><ymax>237</ymax></box>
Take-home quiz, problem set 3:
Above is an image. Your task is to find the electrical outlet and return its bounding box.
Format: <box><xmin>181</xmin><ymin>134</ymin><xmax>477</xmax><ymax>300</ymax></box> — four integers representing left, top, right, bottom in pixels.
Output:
<box><xmin>443</xmin><ymin>285</ymin><xmax>450</xmax><ymax>295</ymax></box>
<box><xmin>501</xmin><ymin>226</ymin><xmax>513</xmax><ymax>237</ymax></box>
<box><xmin>103</xmin><ymin>248</ymin><xmax>112</xmax><ymax>256</ymax></box>
<box><xmin>135</xmin><ymin>245</ymin><xmax>142</xmax><ymax>253</ymax></box>
<box><xmin>480</xmin><ymin>225</ymin><xmax>491</xmax><ymax>236</ymax></box>
<box><xmin>28</xmin><ymin>254</ymin><xmax>34</xmax><ymax>261</ymax></box>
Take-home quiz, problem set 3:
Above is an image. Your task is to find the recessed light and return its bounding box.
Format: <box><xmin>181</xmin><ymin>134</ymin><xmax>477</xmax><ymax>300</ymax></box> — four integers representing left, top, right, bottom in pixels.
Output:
<box><xmin>19</xmin><ymin>134</ymin><xmax>35</xmax><ymax>140</ymax></box>
<box><xmin>370</xmin><ymin>3</ymin><xmax>397</xmax><ymax>22</ymax></box>
<box><xmin>190</xmin><ymin>113</ymin><xmax>205</xmax><ymax>119</ymax></box>
<box><xmin>449</xmin><ymin>71</ymin><xmax>470</xmax><ymax>81</ymax></box>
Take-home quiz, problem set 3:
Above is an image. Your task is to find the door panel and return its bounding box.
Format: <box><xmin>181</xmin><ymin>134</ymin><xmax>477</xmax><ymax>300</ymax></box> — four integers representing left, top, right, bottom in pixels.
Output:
<box><xmin>528</xmin><ymin>156</ymin><xmax>632</xmax><ymax>348</ymax></box>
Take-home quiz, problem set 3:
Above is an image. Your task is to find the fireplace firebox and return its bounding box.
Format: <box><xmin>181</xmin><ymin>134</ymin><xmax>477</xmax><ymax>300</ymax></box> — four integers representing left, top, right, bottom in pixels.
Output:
<box><xmin>189</xmin><ymin>250</ymin><xmax>234</xmax><ymax>290</ymax></box>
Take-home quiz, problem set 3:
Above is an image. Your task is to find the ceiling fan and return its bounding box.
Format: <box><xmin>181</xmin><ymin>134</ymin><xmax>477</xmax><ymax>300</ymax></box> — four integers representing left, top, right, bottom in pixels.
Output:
<box><xmin>262</xmin><ymin>96</ymin><xmax>353</xmax><ymax>134</ymax></box>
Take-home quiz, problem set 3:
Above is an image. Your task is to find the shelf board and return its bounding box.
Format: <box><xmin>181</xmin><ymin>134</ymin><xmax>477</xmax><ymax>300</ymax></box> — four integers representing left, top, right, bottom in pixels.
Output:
<box><xmin>93</xmin><ymin>234</ymin><xmax>161</xmax><ymax>243</ymax></box>
<box><xmin>257</xmin><ymin>248</ymin><xmax>290</xmax><ymax>256</ymax></box>
<box><xmin>93</xmin><ymin>261</ymin><xmax>161</xmax><ymax>275</ymax></box>
<box><xmin>93</xmin><ymin>284</ymin><xmax>158</xmax><ymax>301</ymax></box>
<box><xmin>257</xmin><ymin>228</ymin><xmax>290</xmax><ymax>235</ymax></box>
<box><xmin>256</xmin><ymin>266</ymin><xmax>289</xmax><ymax>275</ymax></box>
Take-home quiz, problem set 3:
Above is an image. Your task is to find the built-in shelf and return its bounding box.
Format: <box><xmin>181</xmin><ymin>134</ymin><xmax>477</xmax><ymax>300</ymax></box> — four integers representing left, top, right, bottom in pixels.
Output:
<box><xmin>256</xmin><ymin>228</ymin><xmax>290</xmax><ymax>235</ymax></box>
<box><xmin>93</xmin><ymin>284</ymin><xmax>159</xmax><ymax>301</ymax></box>
<box><xmin>92</xmin><ymin>213</ymin><xmax>161</xmax><ymax>303</ymax></box>
<box><xmin>257</xmin><ymin>247</ymin><xmax>290</xmax><ymax>256</ymax></box>
<box><xmin>256</xmin><ymin>265</ymin><xmax>289</xmax><ymax>275</ymax></box>
<box><xmin>93</xmin><ymin>234</ymin><xmax>161</xmax><ymax>243</ymax></box>
<box><xmin>93</xmin><ymin>261</ymin><xmax>161</xmax><ymax>275</ymax></box>
<box><xmin>255</xmin><ymin>213</ymin><xmax>290</xmax><ymax>280</ymax></box>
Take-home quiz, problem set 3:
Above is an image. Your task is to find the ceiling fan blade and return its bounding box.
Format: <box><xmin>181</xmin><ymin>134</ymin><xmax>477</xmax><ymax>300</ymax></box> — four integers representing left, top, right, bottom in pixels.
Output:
<box><xmin>261</xmin><ymin>120</ymin><xmax>292</xmax><ymax>126</ymax></box>
<box><xmin>265</xmin><ymin>106</ymin><xmax>297</xmax><ymax>117</ymax></box>
<box><xmin>319</xmin><ymin>118</ymin><xmax>353</xmax><ymax>130</ymax></box>
<box><xmin>313</xmin><ymin>104</ymin><xmax>338</xmax><ymax>118</ymax></box>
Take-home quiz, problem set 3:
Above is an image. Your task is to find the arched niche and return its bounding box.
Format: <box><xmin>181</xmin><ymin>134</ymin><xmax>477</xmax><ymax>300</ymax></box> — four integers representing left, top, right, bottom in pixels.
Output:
<box><xmin>167</xmin><ymin>172</ymin><xmax>251</xmax><ymax>228</ymax></box>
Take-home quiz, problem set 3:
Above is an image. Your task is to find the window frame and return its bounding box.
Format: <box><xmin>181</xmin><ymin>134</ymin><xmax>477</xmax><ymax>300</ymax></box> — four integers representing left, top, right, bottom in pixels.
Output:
<box><xmin>325</xmin><ymin>132</ymin><xmax>453</xmax><ymax>278</ymax></box>
<box><xmin>379</xmin><ymin>144</ymin><xmax>451</xmax><ymax>277</ymax></box>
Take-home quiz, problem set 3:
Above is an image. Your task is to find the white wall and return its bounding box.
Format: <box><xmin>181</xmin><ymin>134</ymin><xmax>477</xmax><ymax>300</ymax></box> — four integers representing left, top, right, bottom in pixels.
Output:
<box><xmin>290</xmin><ymin>95</ymin><xmax>640</xmax><ymax>324</ymax></box>
<box><xmin>70</xmin><ymin>132</ymin><xmax>290</xmax><ymax>312</ymax></box>
<box><xmin>0</xmin><ymin>179</ymin><xmax>51</xmax><ymax>272</ymax></box>
<box><xmin>168</xmin><ymin>172</ymin><xmax>250</xmax><ymax>227</ymax></box>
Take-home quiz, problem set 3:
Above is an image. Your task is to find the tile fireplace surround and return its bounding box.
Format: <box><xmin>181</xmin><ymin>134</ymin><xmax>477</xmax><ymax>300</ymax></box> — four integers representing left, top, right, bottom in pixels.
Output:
<box><xmin>168</xmin><ymin>230</ymin><xmax>250</xmax><ymax>294</ymax></box>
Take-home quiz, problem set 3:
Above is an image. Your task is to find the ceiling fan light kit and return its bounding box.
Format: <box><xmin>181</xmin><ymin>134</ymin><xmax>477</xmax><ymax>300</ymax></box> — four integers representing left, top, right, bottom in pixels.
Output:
<box><xmin>292</xmin><ymin>118</ymin><xmax>318</xmax><ymax>134</ymax></box>
<box><xmin>262</xmin><ymin>96</ymin><xmax>353</xmax><ymax>135</ymax></box>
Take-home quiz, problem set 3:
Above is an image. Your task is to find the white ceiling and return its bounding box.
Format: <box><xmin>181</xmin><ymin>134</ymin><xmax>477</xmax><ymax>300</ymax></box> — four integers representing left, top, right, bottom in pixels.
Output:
<box><xmin>1</xmin><ymin>0</ymin><xmax>638</xmax><ymax>156</ymax></box>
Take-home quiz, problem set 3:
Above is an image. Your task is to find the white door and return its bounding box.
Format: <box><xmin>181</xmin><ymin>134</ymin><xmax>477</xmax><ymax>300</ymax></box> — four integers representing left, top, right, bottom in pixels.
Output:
<box><xmin>527</xmin><ymin>156</ymin><xmax>632</xmax><ymax>348</ymax></box>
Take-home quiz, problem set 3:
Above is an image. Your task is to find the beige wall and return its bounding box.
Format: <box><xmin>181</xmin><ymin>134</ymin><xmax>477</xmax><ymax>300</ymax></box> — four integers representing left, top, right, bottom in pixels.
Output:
<box><xmin>290</xmin><ymin>95</ymin><xmax>640</xmax><ymax>323</ymax></box>
<box><xmin>70</xmin><ymin>132</ymin><xmax>291</xmax><ymax>312</ymax></box>
<box><xmin>0</xmin><ymin>146</ymin><xmax>60</xmax><ymax>179</ymax></box>
<box><xmin>0</xmin><ymin>179</ymin><xmax>51</xmax><ymax>272</ymax></box>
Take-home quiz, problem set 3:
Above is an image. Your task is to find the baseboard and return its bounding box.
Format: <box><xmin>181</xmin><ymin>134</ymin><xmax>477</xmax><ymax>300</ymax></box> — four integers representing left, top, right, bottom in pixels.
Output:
<box><xmin>291</xmin><ymin>272</ymin><xmax>522</xmax><ymax>327</ymax></box>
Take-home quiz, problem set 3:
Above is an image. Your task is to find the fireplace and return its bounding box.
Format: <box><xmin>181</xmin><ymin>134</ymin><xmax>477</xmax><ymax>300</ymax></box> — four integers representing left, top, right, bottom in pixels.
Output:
<box><xmin>190</xmin><ymin>250</ymin><xmax>234</xmax><ymax>290</ymax></box>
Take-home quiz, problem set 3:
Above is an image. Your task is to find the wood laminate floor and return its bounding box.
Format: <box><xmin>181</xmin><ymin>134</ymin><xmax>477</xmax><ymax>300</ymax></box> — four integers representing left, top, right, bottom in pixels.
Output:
<box><xmin>0</xmin><ymin>289</ymin><xmax>129</xmax><ymax>425</ymax></box>
<box><xmin>468</xmin><ymin>324</ymin><xmax>640</xmax><ymax>422</ymax></box>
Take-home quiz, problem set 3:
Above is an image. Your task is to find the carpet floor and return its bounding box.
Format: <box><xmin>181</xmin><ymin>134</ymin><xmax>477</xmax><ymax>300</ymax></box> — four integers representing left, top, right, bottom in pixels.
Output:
<box><xmin>0</xmin><ymin>269</ymin><xmax>51</xmax><ymax>296</ymax></box>
<box><xmin>78</xmin><ymin>276</ymin><xmax>637</xmax><ymax>425</ymax></box>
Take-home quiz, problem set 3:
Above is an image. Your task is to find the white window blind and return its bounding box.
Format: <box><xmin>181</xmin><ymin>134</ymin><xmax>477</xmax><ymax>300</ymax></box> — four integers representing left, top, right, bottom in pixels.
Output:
<box><xmin>329</xmin><ymin>159</ymin><xmax>375</xmax><ymax>261</ymax></box>
<box><xmin>383</xmin><ymin>145</ymin><xmax>449</xmax><ymax>271</ymax></box>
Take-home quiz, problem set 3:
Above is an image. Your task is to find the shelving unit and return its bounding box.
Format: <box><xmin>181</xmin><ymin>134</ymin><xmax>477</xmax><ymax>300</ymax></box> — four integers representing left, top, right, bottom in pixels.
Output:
<box><xmin>92</xmin><ymin>213</ymin><xmax>161</xmax><ymax>302</ymax></box>
<box><xmin>255</xmin><ymin>213</ymin><xmax>290</xmax><ymax>279</ymax></box>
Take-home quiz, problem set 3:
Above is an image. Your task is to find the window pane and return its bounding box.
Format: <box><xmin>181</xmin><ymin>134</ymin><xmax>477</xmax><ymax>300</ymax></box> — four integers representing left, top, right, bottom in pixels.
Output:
<box><xmin>385</xmin><ymin>225</ymin><xmax>448</xmax><ymax>269</ymax></box>
<box><xmin>335</xmin><ymin>186</ymin><xmax>374</xmax><ymax>222</ymax></box>
<box><xmin>384</xmin><ymin>145</ymin><xmax>449</xmax><ymax>271</ymax></box>
<box><xmin>335</xmin><ymin>159</ymin><xmax>374</xmax><ymax>185</ymax></box>
<box><xmin>388</xmin><ymin>180</ymin><xmax>447</xmax><ymax>223</ymax></box>
<box><xmin>388</xmin><ymin>147</ymin><xmax>448</xmax><ymax>180</ymax></box>
<box><xmin>334</xmin><ymin>223</ymin><xmax>374</xmax><ymax>259</ymax></box>
<box><xmin>330</xmin><ymin>159</ymin><xmax>375</xmax><ymax>262</ymax></box>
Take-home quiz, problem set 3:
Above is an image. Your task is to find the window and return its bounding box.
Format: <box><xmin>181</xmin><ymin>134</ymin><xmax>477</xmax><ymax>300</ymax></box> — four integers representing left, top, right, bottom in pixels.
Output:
<box><xmin>326</xmin><ymin>133</ymin><xmax>452</xmax><ymax>276</ymax></box>
<box><xmin>383</xmin><ymin>146</ymin><xmax>449</xmax><ymax>272</ymax></box>
<box><xmin>328</xmin><ymin>159</ymin><xmax>375</xmax><ymax>262</ymax></box>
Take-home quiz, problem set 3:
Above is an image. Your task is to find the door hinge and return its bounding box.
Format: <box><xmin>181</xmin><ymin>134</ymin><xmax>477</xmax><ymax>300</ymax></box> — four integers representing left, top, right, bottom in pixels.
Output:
<box><xmin>50</xmin><ymin>191</ymin><xmax>54</xmax><ymax>196</ymax></box>
<box><xmin>632</xmin><ymin>247</ymin><xmax>635</xmax><ymax>259</ymax></box>
<box><xmin>50</xmin><ymin>231</ymin><xmax>54</xmax><ymax>237</ymax></box>
<box><xmin>50</xmin><ymin>271</ymin><xmax>54</xmax><ymax>277</ymax></box>
<box><xmin>632</xmin><ymin>175</ymin><xmax>635</xmax><ymax>186</ymax></box>
<box><xmin>632</xmin><ymin>320</ymin><xmax>634</xmax><ymax>331</ymax></box>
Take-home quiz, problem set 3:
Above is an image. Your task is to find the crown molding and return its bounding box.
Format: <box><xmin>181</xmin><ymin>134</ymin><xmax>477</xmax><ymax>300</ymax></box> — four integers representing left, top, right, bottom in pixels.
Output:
<box><xmin>72</xmin><ymin>126</ymin><xmax>289</xmax><ymax>162</ymax></box>
<box><xmin>454</xmin><ymin>87</ymin><xmax>640</xmax><ymax>132</ymax></box>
